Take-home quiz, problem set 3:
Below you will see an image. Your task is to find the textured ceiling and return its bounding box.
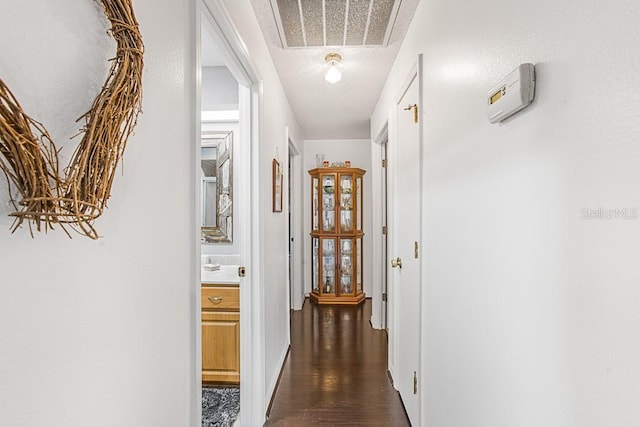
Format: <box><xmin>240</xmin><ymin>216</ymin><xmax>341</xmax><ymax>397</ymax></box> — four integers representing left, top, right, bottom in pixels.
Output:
<box><xmin>272</xmin><ymin>0</ymin><xmax>398</xmax><ymax>48</ymax></box>
<box><xmin>251</xmin><ymin>0</ymin><xmax>420</xmax><ymax>140</ymax></box>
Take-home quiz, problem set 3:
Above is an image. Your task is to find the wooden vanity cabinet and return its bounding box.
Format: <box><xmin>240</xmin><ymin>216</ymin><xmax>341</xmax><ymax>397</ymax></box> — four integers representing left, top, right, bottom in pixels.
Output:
<box><xmin>201</xmin><ymin>283</ymin><xmax>240</xmax><ymax>384</ymax></box>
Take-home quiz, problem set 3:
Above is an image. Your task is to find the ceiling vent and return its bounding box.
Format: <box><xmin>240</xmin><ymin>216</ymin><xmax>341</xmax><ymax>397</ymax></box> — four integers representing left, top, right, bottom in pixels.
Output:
<box><xmin>270</xmin><ymin>0</ymin><xmax>403</xmax><ymax>48</ymax></box>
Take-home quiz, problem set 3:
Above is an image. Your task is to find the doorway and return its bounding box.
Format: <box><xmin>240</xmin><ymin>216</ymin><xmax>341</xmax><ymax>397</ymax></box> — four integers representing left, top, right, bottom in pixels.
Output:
<box><xmin>198</xmin><ymin>1</ymin><xmax>262</xmax><ymax>425</ymax></box>
<box><xmin>287</xmin><ymin>136</ymin><xmax>303</xmax><ymax>311</ymax></box>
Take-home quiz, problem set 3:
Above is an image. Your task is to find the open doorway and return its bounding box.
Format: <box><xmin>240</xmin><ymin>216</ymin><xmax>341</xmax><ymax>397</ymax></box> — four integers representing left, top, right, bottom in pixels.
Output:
<box><xmin>197</xmin><ymin>1</ymin><xmax>261</xmax><ymax>425</ymax></box>
<box><xmin>288</xmin><ymin>136</ymin><xmax>303</xmax><ymax>312</ymax></box>
<box><xmin>199</xmin><ymin>16</ymin><xmax>243</xmax><ymax>426</ymax></box>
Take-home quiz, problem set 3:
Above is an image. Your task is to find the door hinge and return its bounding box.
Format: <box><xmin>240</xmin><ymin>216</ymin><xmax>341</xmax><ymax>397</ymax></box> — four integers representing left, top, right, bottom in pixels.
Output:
<box><xmin>414</xmin><ymin>241</ymin><xmax>419</xmax><ymax>259</ymax></box>
<box><xmin>413</xmin><ymin>371</ymin><xmax>418</xmax><ymax>394</ymax></box>
<box><xmin>382</xmin><ymin>159</ymin><xmax>387</xmax><ymax>168</ymax></box>
<box><xmin>382</xmin><ymin>225</ymin><xmax>388</xmax><ymax>235</ymax></box>
<box><xmin>382</xmin><ymin>293</ymin><xmax>387</xmax><ymax>302</ymax></box>
<box><xmin>238</xmin><ymin>266</ymin><xmax>246</xmax><ymax>277</ymax></box>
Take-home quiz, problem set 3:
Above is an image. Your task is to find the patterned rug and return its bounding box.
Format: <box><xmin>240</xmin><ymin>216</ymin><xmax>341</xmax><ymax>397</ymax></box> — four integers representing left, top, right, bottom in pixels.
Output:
<box><xmin>202</xmin><ymin>387</ymin><xmax>240</xmax><ymax>427</ymax></box>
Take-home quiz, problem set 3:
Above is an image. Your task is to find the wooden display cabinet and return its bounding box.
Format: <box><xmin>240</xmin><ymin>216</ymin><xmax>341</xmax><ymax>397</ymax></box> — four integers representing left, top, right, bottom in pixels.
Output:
<box><xmin>309</xmin><ymin>167</ymin><xmax>365</xmax><ymax>305</ymax></box>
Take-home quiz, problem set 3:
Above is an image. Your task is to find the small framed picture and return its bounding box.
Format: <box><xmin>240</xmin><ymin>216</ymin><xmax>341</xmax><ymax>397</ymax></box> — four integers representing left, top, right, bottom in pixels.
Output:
<box><xmin>272</xmin><ymin>159</ymin><xmax>283</xmax><ymax>212</ymax></box>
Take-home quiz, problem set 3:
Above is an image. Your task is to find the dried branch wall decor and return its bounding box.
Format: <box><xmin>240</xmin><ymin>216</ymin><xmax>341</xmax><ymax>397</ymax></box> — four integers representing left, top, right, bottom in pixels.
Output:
<box><xmin>0</xmin><ymin>0</ymin><xmax>144</xmax><ymax>239</ymax></box>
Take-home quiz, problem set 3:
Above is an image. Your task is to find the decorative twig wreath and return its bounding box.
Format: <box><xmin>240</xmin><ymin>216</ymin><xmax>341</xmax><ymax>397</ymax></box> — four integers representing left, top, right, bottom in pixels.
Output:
<box><xmin>0</xmin><ymin>0</ymin><xmax>143</xmax><ymax>239</ymax></box>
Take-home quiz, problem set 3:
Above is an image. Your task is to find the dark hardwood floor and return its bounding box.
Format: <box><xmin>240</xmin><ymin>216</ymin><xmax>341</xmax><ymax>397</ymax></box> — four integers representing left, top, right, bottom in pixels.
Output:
<box><xmin>264</xmin><ymin>298</ymin><xmax>410</xmax><ymax>426</ymax></box>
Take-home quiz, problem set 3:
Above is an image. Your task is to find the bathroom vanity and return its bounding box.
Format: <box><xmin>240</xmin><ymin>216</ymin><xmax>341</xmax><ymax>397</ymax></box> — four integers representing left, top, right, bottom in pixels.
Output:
<box><xmin>201</xmin><ymin>266</ymin><xmax>240</xmax><ymax>384</ymax></box>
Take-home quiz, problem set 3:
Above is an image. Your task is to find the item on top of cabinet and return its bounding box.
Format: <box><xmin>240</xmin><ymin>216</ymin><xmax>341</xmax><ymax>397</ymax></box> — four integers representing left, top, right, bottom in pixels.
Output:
<box><xmin>315</xmin><ymin>154</ymin><xmax>325</xmax><ymax>168</ymax></box>
<box><xmin>331</xmin><ymin>161</ymin><xmax>345</xmax><ymax>167</ymax></box>
<box><xmin>345</xmin><ymin>160</ymin><xmax>351</xmax><ymax>167</ymax></box>
<box><xmin>323</xmin><ymin>160</ymin><xmax>329</xmax><ymax>167</ymax></box>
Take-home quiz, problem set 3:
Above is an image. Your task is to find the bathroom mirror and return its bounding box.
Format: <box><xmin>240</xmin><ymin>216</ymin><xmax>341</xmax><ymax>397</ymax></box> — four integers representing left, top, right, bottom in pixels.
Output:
<box><xmin>201</xmin><ymin>130</ymin><xmax>233</xmax><ymax>243</ymax></box>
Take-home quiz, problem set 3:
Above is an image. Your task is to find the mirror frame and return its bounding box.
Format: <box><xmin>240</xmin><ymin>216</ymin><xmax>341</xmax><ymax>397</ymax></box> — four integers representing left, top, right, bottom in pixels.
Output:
<box><xmin>201</xmin><ymin>130</ymin><xmax>233</xmax><ymax>243</ymax></box>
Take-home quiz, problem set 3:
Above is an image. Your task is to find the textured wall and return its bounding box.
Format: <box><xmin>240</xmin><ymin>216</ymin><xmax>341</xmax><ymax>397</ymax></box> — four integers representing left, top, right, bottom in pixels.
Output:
<box><xmin>373</xmin><ymin>0</ymin><xmax>640</xmax><ymax>425</ymax></box>
<box><xmin>0</xmin><ymin>1</ymin><xmax>196</xmax><ymax>426</ymax></box>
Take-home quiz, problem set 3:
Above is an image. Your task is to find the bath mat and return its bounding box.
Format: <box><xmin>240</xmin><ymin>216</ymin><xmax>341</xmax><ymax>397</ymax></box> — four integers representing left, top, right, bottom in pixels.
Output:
<box><xmin>202</xmin><ymin>387</ymin><xmax>240</xmax><ymax>427</ymax></box>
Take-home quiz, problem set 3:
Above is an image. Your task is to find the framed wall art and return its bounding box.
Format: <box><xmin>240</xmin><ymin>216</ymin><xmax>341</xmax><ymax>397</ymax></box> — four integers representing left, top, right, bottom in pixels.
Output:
<box><xmin>272</xmin><ymin>159</ymin><xmax>283</xmax><ymax>212</ymax></box>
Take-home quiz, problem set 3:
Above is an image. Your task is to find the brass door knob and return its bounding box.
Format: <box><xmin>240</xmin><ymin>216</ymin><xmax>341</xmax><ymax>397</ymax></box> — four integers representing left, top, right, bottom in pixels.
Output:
<box><xmin>391</xmin><ymin>257</ymin><xmax>403</xmax><ymax>268</ymax></box>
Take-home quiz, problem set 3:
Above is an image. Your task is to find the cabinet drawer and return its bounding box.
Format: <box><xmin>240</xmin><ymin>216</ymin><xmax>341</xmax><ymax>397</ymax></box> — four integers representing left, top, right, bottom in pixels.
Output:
<box><xmin>202</xmin><ymin>286</ymin><xmax>239</xmax><ymax>310</ymax></box>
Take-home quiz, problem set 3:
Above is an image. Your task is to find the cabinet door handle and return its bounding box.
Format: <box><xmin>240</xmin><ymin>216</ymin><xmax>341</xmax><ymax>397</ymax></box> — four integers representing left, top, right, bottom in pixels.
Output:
<box><xmin>208</xmin><ymin>296</ymin><xmax>223</xmax><ymax>304</ymax></box>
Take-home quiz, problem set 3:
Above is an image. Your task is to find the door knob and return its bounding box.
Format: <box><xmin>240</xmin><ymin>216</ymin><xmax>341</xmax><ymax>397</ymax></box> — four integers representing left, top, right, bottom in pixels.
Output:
<box><xmin>391</xmin><ymin>257</ymin><xmax>402</xmax><ymax>268</ymax></box>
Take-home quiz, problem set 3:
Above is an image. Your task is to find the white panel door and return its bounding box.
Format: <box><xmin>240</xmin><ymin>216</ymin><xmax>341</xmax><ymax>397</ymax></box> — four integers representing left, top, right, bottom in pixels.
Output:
<box><xmin>392</xmin><ymin>69</ymin><xmax>421</xmax><ymax>426</ymax></box>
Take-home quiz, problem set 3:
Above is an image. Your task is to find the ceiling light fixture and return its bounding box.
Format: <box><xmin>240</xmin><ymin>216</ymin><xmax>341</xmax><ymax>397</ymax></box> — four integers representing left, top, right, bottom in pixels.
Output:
<box><xmin>324</xmin><ymin>53</ymin><xmax>343</xmax><ymax>83</ymax></box>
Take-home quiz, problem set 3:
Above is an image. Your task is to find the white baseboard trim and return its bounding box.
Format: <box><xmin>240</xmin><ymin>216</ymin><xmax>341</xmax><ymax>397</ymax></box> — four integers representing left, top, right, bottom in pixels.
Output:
<box><xmin>264</xmin><ymin>342</ymin><xmax>290</xmax><ymax>414</ymax></box>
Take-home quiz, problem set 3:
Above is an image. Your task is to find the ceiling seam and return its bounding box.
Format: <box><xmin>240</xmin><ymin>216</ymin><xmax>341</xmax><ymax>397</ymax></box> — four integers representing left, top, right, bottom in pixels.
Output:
<box><xmin>362</xmin><ymin>0</ymin><xmax>374</xmax><ymax>45</ymax></box>
<box><xmin>322</xmin><ymin>0</ymin><xmax>327</xmax><ymax>47</ymax></box>
<box><xmin>297</xmin><ymin>0</ymin><xmax>308</xmax><ymax>47</ymax></box>
<box><xmin>343</xmin><ymin>0</ymin><xmax>350</xmax><ymax>46</ymax></box>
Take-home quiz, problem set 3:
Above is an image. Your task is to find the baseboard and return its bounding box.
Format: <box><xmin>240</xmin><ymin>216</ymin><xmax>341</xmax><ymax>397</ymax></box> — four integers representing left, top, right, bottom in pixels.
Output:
<box><xmin>388</xmin><ymin>362</ymin><xmax>398</xmax><ymax>391</ymax></box>
<box><xmin>264</xmin><ymin>343</ymin><xmax>291</xmax><ymax>418</ymax></box>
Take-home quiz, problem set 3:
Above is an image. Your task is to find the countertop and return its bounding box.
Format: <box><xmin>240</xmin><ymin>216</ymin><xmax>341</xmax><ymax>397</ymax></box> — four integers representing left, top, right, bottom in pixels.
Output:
<box><xmin>201</xmin><ymin>265</ymin><xmax>240</xmax><ymax>285</ymax></box>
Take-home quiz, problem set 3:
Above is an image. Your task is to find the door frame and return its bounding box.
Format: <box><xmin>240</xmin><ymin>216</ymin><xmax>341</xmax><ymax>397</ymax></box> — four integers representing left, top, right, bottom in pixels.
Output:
<box><xmin>370</xmin><ymin>125</ymin><xmax>388</xmax><ymax>330</ymax></box>
<box><xmin>287</xmin><ymin>132</ymin><xmax>304</xmax><ymax>311</ymax></box>
<box><xmin>197</xmin><ymin>1</ymin><xmax>264</xmax><ymax>425</ymax></box>
<box><xmin>387</xmin><ymin>55</ymin><xmax>424</xmax><ymax>425</ymax></box>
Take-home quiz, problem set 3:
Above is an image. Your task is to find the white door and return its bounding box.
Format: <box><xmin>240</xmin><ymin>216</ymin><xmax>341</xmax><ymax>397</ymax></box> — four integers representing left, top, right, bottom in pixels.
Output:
<box><xmin>392</xmin><ymin>69</ymin><xmax>421</xmax><ymax>425</ymax></box>
<box><xmin>381</xmin><ymin>140</ymin><xmax>389</xmax><ymax>330</ymax></box>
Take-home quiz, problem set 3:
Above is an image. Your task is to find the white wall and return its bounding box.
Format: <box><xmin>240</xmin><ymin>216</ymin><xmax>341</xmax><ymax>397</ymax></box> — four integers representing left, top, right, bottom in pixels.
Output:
<box><xmin>373</xmin><ymin>0</ymin><xmax>640</xmax><ymax>426</ymax></box>
<box><xmin>303</xmin><ymin>140</ymin><xmax>373</xmax><ymax>299</ymax></box>
<box><xmin>0</xmin><ymin>1</ymin><xmax>196</xmax><ymax>426</ymax></box>
<box><xmin>201</xmin><ymin>66</ymin><xmax>238</xmax><ymax>111</ymax></box>
<box><xmin>218</xmin><ymin>0</ymin><xmax>304</xmax><ymax>417</ymax></box>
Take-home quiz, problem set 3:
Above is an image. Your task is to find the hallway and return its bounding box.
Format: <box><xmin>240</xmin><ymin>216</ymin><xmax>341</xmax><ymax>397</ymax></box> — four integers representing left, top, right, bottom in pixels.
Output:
<box><xmin>265</xmin><ymin>299</ymin><xmax>410</xmax><ymax>426</ymax></box>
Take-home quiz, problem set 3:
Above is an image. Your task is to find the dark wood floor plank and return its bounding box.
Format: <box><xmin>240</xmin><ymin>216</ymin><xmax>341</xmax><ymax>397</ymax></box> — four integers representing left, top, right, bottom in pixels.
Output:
<box><xmin>265</xmin><ymin>299</ymin><xmax>410</xmax><ymax>426</ymax></box>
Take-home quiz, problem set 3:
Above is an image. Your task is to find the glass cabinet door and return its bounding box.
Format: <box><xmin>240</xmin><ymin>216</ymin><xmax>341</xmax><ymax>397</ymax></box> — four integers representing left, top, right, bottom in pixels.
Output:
<box><xmin>356</xmin><ymin>175</ymin><xmax>362</xmax><ymax>232</ymax></box>
<box><xmin>312</xmin><ymin>177</ymin><xmax>319</xmax><ymax>231</ymax></box>
<box><xmin>312</xmin><ymin>237</ymin><xmax>319</xmax><ymax>293</ymax></box>
<box><xmin>339</xmin><ymin>238</ymin><xmax>354</xmax><ymax>295</ymax></box>
<box><xmin>322</xmin><ymin>175</ymin><xmax>335</xmax><ymax>232</ymax></box>
<box><xmin>340</xmin><ymin>174</ymin><xmax>353</xmax><ymax>232</ymax></box>
<box><xmin>321</xmin><ymin>238</ymin><xmax>336</xmax><ymax>295</ymax></box>
<box><xmin>356</xmin><ymin>237</ymin><xmax>362</xmax><ymax>294</ymax></box>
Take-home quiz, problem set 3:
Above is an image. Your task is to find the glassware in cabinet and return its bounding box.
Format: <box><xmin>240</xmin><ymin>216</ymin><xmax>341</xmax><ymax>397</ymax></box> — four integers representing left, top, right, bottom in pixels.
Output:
<box><xmin>321</xmin><ymin>238</ymin><xmax>336</xmax><ymax>295</ymax></box>
<box><xmin>356</xmin><ymin>176</ymin><xmax>362</xmax><ymax>232</ymax></box>
<box><xmin>312</xmin><ymin>177</ymin><xmax>319</xmax><ymax>231</ymax></box>
<box><xmin>340</xmin><ymin>174</ymin><xmax>353</xmax><ymax>232</ymax></box>
<box><xmin>356</xmin><ymin>237</ymin><xmax>362</xmax><ymax>294</ymax></box>
<box><xmin>312</xmin><ymin>237</ymin><xmax>319</xmax><ymax>293</ymax></box>
<box><xmin>340</xmin><ymin>238</ymin><xmax>354</xmax><ymax>295</ymax></box>
<box><xmin>322</xmin><ymin>175</ymin><xmax>335</xmax><ymax>232</ymax></box>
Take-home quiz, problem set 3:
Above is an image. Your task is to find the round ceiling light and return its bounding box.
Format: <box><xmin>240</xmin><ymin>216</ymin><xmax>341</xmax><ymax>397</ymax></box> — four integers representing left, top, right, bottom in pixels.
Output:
<box><xmin>324</xmin><ymin>53</ymin><xmax>343</xmax><ymax>84</ymax></box>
